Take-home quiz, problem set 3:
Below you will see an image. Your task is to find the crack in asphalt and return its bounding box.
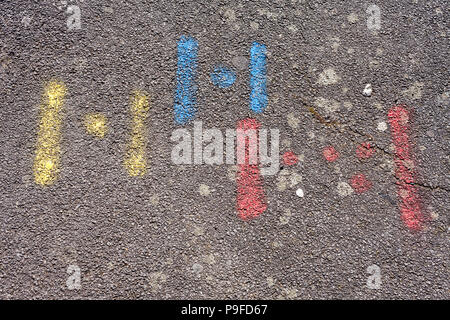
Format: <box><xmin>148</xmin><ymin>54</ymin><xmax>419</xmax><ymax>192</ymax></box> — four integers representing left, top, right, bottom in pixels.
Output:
<box><xmin>295</xmin><ymin>96</ymin><xmax>450</xmax><ymax>193</ymax></box>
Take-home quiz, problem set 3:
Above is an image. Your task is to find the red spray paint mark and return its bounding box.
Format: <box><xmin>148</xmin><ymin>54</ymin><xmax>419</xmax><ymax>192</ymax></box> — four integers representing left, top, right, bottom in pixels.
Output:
<box><xmin>283</xmin><ymin>151</ymin><xmax>298</xmax><ymax>166</ymax></box>
<box><xmin>236</xmin><ymin>118</ymin><xmax>267</xmax><ymax>220</ymax></box>
<box><xmin>388</xmin><ymin>105</ymin><xmax>424</xmax><ymax>231</ymax></box>
<box><xmin>356</xmin><ymin>142</ymin><xmax>375</xmax><ymax>159</ymax></box>
<box><xmin>350</xmin><ymin>173</ymin><xmax>372</xmax><ymax>193</ymax></box>
<box><xmin>323</xmin><ymin>146</ymin><xmax>339</xmax><ymax>162</ymax></box>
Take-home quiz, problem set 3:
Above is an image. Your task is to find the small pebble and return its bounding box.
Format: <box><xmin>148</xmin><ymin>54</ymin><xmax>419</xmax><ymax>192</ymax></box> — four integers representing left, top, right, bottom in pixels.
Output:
<box><xmin>363</xmin><ymin>84</ymin><xmax>373</xmax><ymax>96</ymax></box>
<box><xmin>377</xmin><ymin>121</ymin><xmax>387</xmax><ymax>131</ymax></box>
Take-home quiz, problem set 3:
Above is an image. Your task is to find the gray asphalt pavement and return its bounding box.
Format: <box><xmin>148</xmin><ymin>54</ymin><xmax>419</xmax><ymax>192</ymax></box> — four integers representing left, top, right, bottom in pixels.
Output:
<box><xmin>0</xmin><ymin>0</ymin><xmax>448</xmax><ymax>299</ymax></box>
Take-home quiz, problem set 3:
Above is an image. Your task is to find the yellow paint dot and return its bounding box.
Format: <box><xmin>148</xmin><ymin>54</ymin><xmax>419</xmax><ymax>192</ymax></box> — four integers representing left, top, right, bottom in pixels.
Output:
<box><xmin>84</xmin><ymin>113</ymin><xmax>108</xmax><ymax>138</ymax></box>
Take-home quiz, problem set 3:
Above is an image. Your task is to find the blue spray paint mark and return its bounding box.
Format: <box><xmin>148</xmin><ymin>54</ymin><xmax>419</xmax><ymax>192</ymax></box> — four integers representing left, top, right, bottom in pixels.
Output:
<box><xmin>210</xmin><ymin>65</ymin><xmax>236</xmax><ymax>88</ymax></box>
<box><xmin>174</xmin><ymin>35</ymin><xmax>198</xmax><ymax>125</ymax></box>
<box><xmin>249</xmin><ymin>42</ymin><xmax>267</xmax><ymax>113</ymax></box>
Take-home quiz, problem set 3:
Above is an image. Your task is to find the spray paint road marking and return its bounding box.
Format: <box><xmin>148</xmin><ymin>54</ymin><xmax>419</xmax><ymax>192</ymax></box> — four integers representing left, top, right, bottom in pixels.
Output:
<box><xmin>323</xmin><ymin>146</ymin><xmax>339</xmax><ymax>162</ymax></box>
<box><xmin>356</xmin><ymin>142</ymin><xmax>375</xmax><ymax>159</ymax></box>
<box><xmin>283</xmin><ymin>151</ymin><xmax>298</xmax><ymax>166</ymax></box>
<box><xmin>124</xmin><ymin>91</ymin><xmax>150</xmax><ymax>177</ymax></box>
<box><xmin>210</xmin><ymin>64</ymin><xmax>236</xmax><ymax>88</ymax></box>
<box><xmin>388</xmin><ymin>105</ymin><xmax>424</xmax><ymax>231</ymax></box>
<box><xmin>33</xmin><ymin>81</ymin><xmax>66</xmax><ymax>186</ymax></box>
<box><xmin>84</xmin><ymin>113</ymin><xmax>108</xmax><ymax>138</ymax></box>
<box><xmin>249</xmin><ymin>42</ymin><xmax>268</xmax><ymax>113</ymax></box>
<box><xmin>350</xmin><ymin>173</ymin><xmax>372</xmax><ymax>193</ymax></box>
<box><xmin>236</xmin><ymin>118</ymin><xmax>267</xmax><ymax>220</ymax></box>
<box><xmin>174</xmin><ymin>35</ymin><xmax>198</xmax><ymax>125</ymax></box>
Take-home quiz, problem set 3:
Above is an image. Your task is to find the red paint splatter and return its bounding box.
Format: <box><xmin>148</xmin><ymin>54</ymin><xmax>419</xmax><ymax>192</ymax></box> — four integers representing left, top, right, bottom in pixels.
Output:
<box><xmin>283</xmin><ymin>151</ymin><xmax>298</xmax><ymax>166</ymax></box>
<box><xmin>350</xmin><ymin>173</ymin><xmax>372</xmax><ymax>193</ymax></box>
<box><xmin>356</xmin><ymin>142</ymin><xmax>375</xmax><ymax>159</ymax></box>
<box><xmin>236</xmin><ymin>118</ymin><xmax>267</xmax><ymax>220</ymax></box>
<box><xmin>322</xmin><ymin>146</ymin><xmax>339</xmax><ymax>162</ymax></box>
<box><xmin>388</xmin><ymin>105</ymin><xmax>424</xmax><ymax>231</ymax></box>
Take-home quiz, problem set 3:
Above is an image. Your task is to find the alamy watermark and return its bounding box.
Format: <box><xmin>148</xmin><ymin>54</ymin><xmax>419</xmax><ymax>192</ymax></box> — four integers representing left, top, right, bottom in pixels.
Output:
<box><xmin>366</xmin><ymin>264</ymin><xmax>382</xmax><ymax>289</ymax></box>
<box><xmin>66</xmin><ymin>264</ymin><xmax>81</xmax><ymax>290</ymax></box>
<box><xmin>366</xmin><ymin>4</ymin><xmax>381</xmax><ymax>30</ymax></box>
<box><xmin>66</xmin><ymin>5</ymin><xmax>81</xmax><ymax>31</ymax></box>
<box><xmin>54</xmin><ymin>1</ymin><xmax>82</xmax><ymax>30</ymax></box>
<box><xmin>170</xmin><ymin>121</ymin><xmax>280</xmax><ymax>176</ymax></box>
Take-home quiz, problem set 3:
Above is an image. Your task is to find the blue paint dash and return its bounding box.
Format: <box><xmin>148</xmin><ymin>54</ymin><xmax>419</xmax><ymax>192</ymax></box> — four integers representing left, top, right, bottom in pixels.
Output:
<box><xmin>174</xmin><ymin>35</ymin><xmax>199</xmax><ymax>125</ymax></box>
<box><xmin>249</xmin><ymin>42</ymin><xmax>268</xmax><ymax>113</ymax></box>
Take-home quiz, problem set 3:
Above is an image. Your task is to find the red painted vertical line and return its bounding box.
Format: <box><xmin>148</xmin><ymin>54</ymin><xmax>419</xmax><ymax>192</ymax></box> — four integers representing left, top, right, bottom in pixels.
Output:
<box><xmin>388</xmin><ymin>105</ymin><xmax>424</xmax><ymax>231</ymax></box>
<box><xmin>236</xmin><ymin>118</ymin><xmax>267</xmax><ymax>220</ymax></box>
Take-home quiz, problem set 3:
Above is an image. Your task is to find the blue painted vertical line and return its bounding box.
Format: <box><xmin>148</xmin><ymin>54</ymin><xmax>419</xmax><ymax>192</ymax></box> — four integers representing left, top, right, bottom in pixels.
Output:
<box><xmin>174</xmin><ymin>35</ymin><xmax>198</xmax><ymax>124</ymax></box>
<box><xmin>249</xmin><ymin>42</ymin><xmax>267</xmax><ymax>113</ymax></box>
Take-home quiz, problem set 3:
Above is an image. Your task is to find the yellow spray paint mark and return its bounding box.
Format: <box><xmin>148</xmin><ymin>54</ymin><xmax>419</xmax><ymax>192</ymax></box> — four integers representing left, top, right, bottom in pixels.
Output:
<box><xmin>84</xmin><ymin>113</ymin><xmax>108</xmax><ymax>138</ymax></box>
<box><xmin>33</xmin><ymin>81</ymin><xmax>66</xmax><ymax>185</ymax></box>
<box><xmin>124</xmin><ymin>91</ymin><xmax>149</xmax><ymax>176</ymax></box>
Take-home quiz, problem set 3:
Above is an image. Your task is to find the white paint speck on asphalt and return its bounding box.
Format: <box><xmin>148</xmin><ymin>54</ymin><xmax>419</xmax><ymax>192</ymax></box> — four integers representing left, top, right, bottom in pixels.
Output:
<box><xmin>314</xmin><ymin>97</ymin><xmax>340</xmax><ymax>114</ymax></box>
<box><xmin>224</xmin><ymin>9</ymin><xmax>236</xmax><ymax>22</ymax></box>
<box><xmin>288</xmin><ymin>24</ymin><xmax>298</xmax><ymax>33</ymax></box>
<box><xmin>347</xmin><ymin>13</ymin><xmax>359</xmax><ymax>23</ymax></box>
<box><xmin>267</xmin><ymin>277</ymin><xmax>275</xmax><ymax>287</ymax></box>
<box><xmin>402</xmin><ymin>81</ymin><xmax>424</xmax><ymax>100</ymax></box>
<box><xmin>343</xmin><ymin>101</ymin><xmax>353</xmax><ymax>110</ymax></box>
<box><xmin>199</xmin><ymin>184</ymin><xmax>211</xmax><ymax>196</ymax></box>
<box><xmin>337</xmin><ymin>181</ymin><xmax>354</xmax><ymax>197</ymax></box>
<box><xmin>287</xmin><ymin>112</ymin><xmax>299</xmax><ymax>129</ymax></box>
<box><xmin>296</xmin><ymin>188</ymin><xmax>304</xmax><ymax>197</ymax></box>
<box><xmin>317</xmin><ymin>68</ymin><xmax>340</xmax><ymax>85</ymax></box>
<box><xmin>192</xmin><ymin>263</ymin><xmax>203</xmax><ymax>274</ymax></box>
<box><xmin>250</xmin><ymin>21</ymin><xmax>259</xmax><ymax>30</ymax></box>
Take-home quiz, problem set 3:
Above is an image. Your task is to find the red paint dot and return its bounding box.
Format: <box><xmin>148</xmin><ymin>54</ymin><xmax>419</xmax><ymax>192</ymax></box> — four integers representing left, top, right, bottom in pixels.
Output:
<box><xmin>283</xmin><ymin>151</ymin><xmax>298</xmax><ymax>166</ymax></box>
<box><xmin>322</xmin><ymin>146</ymin><xmax>339</xmax><ymax>162</ymax></box>
<box><xmin>350</xmin><ymin>173</ymin><xmax>372</xmax><ymax>193</ymax></box>
<box><xmin>356</xmin><ymin>142</ymin><xmax>375</xmax><ymax>159</ymax></box>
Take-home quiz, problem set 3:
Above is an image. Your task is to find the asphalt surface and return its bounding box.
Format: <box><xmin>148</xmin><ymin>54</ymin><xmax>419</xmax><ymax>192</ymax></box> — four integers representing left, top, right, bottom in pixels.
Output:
<box><xmin>0</xmin><ymin>0</ymin><xmax>448</xmax><ymax>299</ymax></box>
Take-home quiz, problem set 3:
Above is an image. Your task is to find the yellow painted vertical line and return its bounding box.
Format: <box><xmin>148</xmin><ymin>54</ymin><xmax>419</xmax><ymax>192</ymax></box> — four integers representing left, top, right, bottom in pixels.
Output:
<box><xmin>33</xmin><ymin>81</ymin><xmax>66</xmax><ymax>185</ymax></box>
<box><xmin>124</xmin><ymin>91</ymin><xmax>149</xmax><ymax>176</ymax></box>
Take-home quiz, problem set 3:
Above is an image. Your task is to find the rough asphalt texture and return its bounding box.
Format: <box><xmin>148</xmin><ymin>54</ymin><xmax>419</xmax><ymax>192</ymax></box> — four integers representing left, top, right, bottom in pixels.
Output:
<box><xmin>0</xmin><ymin>0</ymin><xmax>448</xmax><ymax>299</ymax></box>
